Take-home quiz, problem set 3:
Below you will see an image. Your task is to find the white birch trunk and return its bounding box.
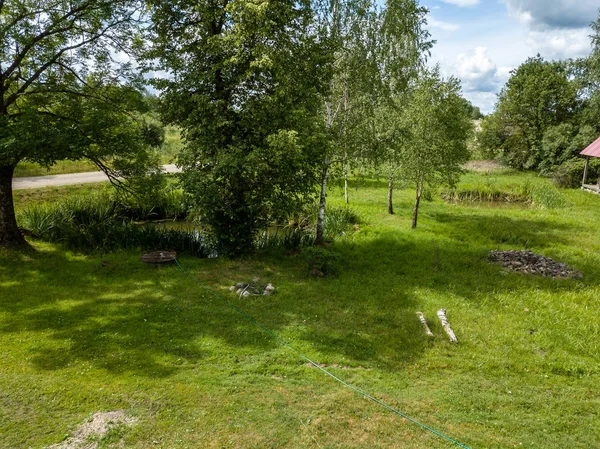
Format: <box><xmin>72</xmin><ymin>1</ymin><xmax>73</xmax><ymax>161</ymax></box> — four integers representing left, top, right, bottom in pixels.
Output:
<box><xmin>387</xmin><ymin>174</ymin><xmax>394</xmax><ymax>215</ymax></box>
<box><xmin>437</xmin><ymin>309</ymin><xmax>458</xmax><ymax>343</ymax></box>
<box><xmin>416</xmin><ymin>312</ymin><xmax>433</xmax><ymax>337</ymax></box>
<box><xmin>344</xmin><ymin>157</ymin><xmax>349</xmax><ymax>204</ymax></box>
<box><xmin>316</xmin><ymin>160</ymin><xmax>329</xmax><ymax>246</ymax></box>
<box><xmin>317</xmin><ymin>97</ymin><xmax>333</xmax><ymax>246</ymax></box>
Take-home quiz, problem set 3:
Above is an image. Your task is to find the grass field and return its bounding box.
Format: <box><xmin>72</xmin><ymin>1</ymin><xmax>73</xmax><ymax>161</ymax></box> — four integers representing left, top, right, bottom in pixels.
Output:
<box><xmin>2</xmin><ymin>169</ymin><xmax>600</xmax><ymax>448</ymax></box>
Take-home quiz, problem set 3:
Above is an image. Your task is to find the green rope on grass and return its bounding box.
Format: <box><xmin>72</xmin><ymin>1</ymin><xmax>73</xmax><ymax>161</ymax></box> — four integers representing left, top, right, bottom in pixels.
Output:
<box><xmin>174</xmin><ymin>258</ymin><xmax>472</xmax><ymax>449</ymax></box>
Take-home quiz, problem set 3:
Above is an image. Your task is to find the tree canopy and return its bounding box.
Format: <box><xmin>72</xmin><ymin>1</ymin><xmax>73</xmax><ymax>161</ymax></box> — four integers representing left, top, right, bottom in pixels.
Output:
<box><xmin>0</xmin><ymin>0</ymin><xmax>152</xmax><ymax>247</ymax></box>
<box><xmin>477</xmin><ymin>55</ymin><xmax>581</xmax><ymax>170</ymax></box>
<box><xmin>399</xmin><ymin>67</ymin><xmax>472</xmax><ymax>228</ymax></box>
<box><xmin>146</xmin><ymin>0</ymin><xmax>331</xmax><ymax>256</ymax></box>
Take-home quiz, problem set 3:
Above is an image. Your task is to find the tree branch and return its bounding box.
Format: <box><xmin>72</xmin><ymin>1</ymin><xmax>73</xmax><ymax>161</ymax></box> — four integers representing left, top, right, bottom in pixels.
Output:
<box><xmin>4</xmin><ymin>17</ymin><xmax>131</xmax><ymax>108</ymax></box>
<box><xmin>3</xmin><ymin>0</ymin><xmax>98</xmax><ymax>79</ymax></box>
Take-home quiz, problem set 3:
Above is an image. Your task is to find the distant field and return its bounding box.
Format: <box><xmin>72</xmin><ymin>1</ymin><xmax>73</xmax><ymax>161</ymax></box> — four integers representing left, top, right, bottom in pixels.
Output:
<box><xmin>2</xmin><ymin>168</ymin><xmax>600</xmax><ymax>448</ymax></box>
<box><xmin>14</xmin><ymin>160</ymin><xmax>99</xmax><ymax>177</ymax></box>
<box><xmin>13</xmin><ymin>126</ymin><xmax>183</xmax><ymax>178</ymax></box>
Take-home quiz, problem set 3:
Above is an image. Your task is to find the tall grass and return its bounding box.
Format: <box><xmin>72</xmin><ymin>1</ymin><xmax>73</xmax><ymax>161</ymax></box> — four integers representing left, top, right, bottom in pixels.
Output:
<box><xmin>256</xmin><ymin>206</ymin><xmax>360</xmax><ymax>251</ymax></box>
<box><xmin>441</xmin><ymin>182</ymin><xmax>533</xmax><ymax>203</ymax></box>
<box><xmin>442</xmin><ymin>181</ymin><xmax>567</xmax><ymax>209</ymax></box>
<box><xmin>530</xmin><ymin>184</ymin><xmax>568</xmax><ymax>209</ymax></box>
<box><xmin>18</xmin><ymin>191</ymin><xmax>208</xmax><ymax>256</ymax></box>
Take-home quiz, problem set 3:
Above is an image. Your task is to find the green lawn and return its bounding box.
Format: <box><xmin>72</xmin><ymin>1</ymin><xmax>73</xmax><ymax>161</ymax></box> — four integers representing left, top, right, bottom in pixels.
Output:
<box><xmin>2</xmin><ymin>170</ymin><xmax>599</xmax><ymax>448</ymax></box>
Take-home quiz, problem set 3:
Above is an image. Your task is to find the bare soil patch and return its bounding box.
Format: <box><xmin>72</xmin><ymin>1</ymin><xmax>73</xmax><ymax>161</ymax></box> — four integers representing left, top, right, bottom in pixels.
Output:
<box><xmin>464</xmin><ymin>160</ymin><xmax>503</xmax><ymax>172</ymax></box>
<box><xmin>46</xmin><ymin>411</ymin><xmax>137</xmax><ymax>449</ymax></box>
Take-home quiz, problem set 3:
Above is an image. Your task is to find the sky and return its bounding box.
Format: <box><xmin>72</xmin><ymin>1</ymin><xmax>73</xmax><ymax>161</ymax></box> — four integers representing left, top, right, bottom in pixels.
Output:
<box><xmin>423</xmin><ymin>0</ymin><xmax>600</xmax><ymax>114</ymax></box>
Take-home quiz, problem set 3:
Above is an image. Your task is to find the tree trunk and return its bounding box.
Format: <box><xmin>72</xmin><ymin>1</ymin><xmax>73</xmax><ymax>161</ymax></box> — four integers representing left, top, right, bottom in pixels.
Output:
<box><xmin>0</xmin><ymin>163</ymin><xmax>26</xmax><ymax>247</ymax></box>
<box><xmin>411</xmin><ymin>183</ymin><xmax>422</xmax><ymax>229</ymax></box>
<box><xmin>343</xmin><ymin>157</ymin><xmax>349</xmax><ymax>204</ymax></box>
<box><xmin>387</xmin><ymin>174</ymin><xmax>394</xmax><ymax>215</ymax></box>
<box><xmin>316</xmin><ymin>161</ymin><xmax>330</xmax><ymax>246</ymax></box>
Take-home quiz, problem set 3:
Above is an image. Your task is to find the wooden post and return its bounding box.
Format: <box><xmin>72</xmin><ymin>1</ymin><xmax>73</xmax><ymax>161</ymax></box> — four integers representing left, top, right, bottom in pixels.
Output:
<box><xmin>416</xmin><ymin>312</ymin><xmax>433</xmax><ymax>337</ymax></box>
<box><xmin>437</xmin><ymin>309</ymin><xmax>458</xmax><ymax>343</ymax></box>
<box><xmin>582</xmin><ymin>156</ymin><xmax>590</xmax><ymax>187</ymax></box>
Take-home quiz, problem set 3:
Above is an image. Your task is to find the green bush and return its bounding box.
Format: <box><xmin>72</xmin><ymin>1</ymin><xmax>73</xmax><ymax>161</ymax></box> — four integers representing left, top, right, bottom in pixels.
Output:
<box><xmin>552</xmin><ymin>158</ymin><xmax>600</xmax><ymax>188</ymax></box>
<box><xmin>322</xmin><ymin>206</ymin><xmax>360</xmax><ymax>241</ymax></box>
<box><xmin>303</xmin><ymin>246</ymin><xmax>341</xmax><ymax>277</ymax></box>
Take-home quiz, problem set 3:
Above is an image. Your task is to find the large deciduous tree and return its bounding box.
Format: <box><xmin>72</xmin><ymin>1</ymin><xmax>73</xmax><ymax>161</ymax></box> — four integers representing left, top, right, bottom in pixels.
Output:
<box><xmin>477</xmin><ymin>55</ymin><xmax>581</xmax><ymax>170</ymax></box>
<box><xmin>146</xmin><ymin>0</ymin><xmax>330</xmax><ymax>257</ymax></box>
<box><xmin>0</xmin><ymin>0</ymin><xmax>147</xmax><ymax>247</ymax></box>
<box><xmin>581</xmin><ymin>13</ymin><xmax>600</xmax><ymax>130</ymax></box>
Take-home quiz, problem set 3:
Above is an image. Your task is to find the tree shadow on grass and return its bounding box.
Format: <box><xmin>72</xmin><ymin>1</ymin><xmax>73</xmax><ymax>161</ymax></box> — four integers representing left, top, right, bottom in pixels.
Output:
<box><xmin>1</xmin><ymin>205</ymin><xmax>595</xmax><ymax>381</ymax></box>
<box><xmin>427</xmin><ymin>210</ymin><xmax>577</xmax><ymax>249</ymax></box>
<box><xmin>0</xmin><ymin>248</ymin><xmax>279</xmax><ymax>378</ymax></box>
<box><xmin>0</xmin><ymin>245</ymin><xmax>428</xmax><ymax>378</ymax></box>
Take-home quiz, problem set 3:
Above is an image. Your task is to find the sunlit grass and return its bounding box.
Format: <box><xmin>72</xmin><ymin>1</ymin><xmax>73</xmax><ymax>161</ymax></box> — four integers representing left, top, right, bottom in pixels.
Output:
<box><xmin>2</xmin><ymin>170</ymin><xmax>600</xmax><ymax>448</ymax></box>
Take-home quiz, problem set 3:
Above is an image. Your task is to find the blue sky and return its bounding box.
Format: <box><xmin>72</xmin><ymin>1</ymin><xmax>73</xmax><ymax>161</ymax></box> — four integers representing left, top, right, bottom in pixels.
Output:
<box><xmin>423</xmin><ymin>0</ymin><xmax>600</xmax><ymax>113</ymax></box>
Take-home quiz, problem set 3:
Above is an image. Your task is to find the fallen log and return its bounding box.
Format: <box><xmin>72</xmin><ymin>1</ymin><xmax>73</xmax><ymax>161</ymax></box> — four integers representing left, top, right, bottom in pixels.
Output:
<box><xmin>416</xmin><ymin>312</ymin><xmax>434</xmax><ymax>337</ymax></box>
<box><xmin>437</xmin><ymin>309</ymin><xmax>458</xmax><ymax>343</ymax></box>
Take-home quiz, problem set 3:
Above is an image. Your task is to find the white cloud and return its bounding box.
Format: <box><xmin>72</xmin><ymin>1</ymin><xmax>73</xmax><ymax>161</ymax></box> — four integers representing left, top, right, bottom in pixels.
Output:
<box><xmin>504</xmin><ymin>0</ymin><xmax>599</xmax><ymax>30</ymax></box>
<box><xmin>454</xmin><ymin>47</ymin><xmax>507</xmax><ymax>93</ymax></box>
<box><xmin>526</xmin><ymin>28</ymin><xmax>592</xmax><ymax>59</ymax></box>
<box><xmin>427</xmin><ymin>15</ymin><xmax>460</xmax><ymax>32</ymax></box>
<box><xmin>441</xmin><ymin>0</ymin><xmax>480</xmax><ymax>7</ymax></box>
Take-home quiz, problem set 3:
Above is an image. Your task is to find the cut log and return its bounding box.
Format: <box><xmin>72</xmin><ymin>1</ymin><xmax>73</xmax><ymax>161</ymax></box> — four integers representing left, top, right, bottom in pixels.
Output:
<box><xmin>416</xmin><ymin>312</ymin><xmax>434</xmax><ymax>337</ymax></box>
<box><xmin>437</xmin><ymin>309</ymin><xmax>458</xmax><ymax>343</ymax></box>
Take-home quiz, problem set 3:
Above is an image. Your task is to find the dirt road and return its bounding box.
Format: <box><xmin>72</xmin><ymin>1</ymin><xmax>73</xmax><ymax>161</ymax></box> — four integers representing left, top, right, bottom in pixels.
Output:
<box><xmin>12</xmin><ymin>164</ymin><xmax>182</xmax><ymax>190</ymax></box>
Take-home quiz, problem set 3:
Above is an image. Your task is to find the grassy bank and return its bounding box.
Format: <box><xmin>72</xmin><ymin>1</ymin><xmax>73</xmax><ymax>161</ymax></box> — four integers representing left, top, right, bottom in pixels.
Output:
<box><xmin>2</xmin><ymin>170</ymin><xmax>599</xmax><ymax>448</ymax></box>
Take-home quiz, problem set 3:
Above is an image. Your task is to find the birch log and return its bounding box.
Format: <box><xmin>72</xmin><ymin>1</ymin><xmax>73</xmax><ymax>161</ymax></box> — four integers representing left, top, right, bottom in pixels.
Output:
<box><xmin>416</xmin><ymin>312</ymin><xmax>434</xmax><ymax>337</ymax></box>
<box><xmin>437</xmin><ymin>309</ymin><xmax>458</xmax><ymax>343</ymax></box>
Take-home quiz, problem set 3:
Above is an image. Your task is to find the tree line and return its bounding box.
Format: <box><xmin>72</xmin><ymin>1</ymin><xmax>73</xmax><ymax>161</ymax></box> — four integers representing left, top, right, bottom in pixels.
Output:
<box><xmin>478</xmin><ymin>15</ymin><xmax>600</xmax><ymax>178</ymax></box>
<box><xmin>1</xmin><ymin>0</ymin><xmax>476</xmax><ymax>255</ymax></box>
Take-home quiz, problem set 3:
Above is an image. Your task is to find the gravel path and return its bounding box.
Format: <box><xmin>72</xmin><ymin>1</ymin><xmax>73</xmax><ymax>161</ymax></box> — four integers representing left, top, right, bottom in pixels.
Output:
<box><xmin>13</xmin><ymin>164</ymin><xmax>181</xmax><ymax>190</ymax></box>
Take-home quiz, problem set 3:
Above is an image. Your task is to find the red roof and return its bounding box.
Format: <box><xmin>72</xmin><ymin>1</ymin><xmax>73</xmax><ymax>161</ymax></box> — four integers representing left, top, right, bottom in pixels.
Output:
<box><xmin>581</xmin><ymin>136</ymin><xmax>600</xmax><ymax>158</ymax></box>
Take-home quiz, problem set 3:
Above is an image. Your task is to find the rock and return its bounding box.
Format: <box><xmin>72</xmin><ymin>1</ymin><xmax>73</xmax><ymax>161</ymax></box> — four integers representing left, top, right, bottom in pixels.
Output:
<box><xmin>231</xmin><ymin>281</ymin><xmax>276</xmax><ymax>296</ymax></box>
<box><xmin>488</xmin><ymin>250</ymin><xmax>582</xmax><ymax>279</ymax></box>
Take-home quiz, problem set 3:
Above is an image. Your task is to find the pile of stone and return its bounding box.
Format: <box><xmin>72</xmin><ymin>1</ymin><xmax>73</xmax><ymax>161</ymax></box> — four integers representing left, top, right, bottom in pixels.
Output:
<box><xmin>229</xmin><ymin>282</ymin><xmax>275</xmax><ymax>297</ymax></box>
<box><xmin>489</xmin><ymin>250</ymin><xmax>583</xmax><ymax>279</ymax></box>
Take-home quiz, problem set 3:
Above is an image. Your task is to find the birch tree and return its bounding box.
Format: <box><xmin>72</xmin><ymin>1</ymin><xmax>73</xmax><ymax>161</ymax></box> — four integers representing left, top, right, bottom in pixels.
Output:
<box><xmin>400</xmin><ymin>68</ymin><xmax>472</xmax><ymax>229</ymax></box>
<box><xmin>315</xmin><ymin>0</ymin><xmax>430</xmax><ymax>244</ymax></box>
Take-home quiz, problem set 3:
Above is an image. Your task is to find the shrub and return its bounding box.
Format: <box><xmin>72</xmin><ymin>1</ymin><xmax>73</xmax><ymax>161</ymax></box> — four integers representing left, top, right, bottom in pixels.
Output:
<box><xmin>552</xmin><ymin>158</ymin><xmax>600</xmax><ymax>188</ymax></box>
<box><xmin>322</xmin><ymin>206</ymin><xmax>360</xmax><ymax>241</ymax></box>
<box><xmin>303</xmin><ymin>246</ymin><xmax>341</xmax><ymax>277</ymax></box>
